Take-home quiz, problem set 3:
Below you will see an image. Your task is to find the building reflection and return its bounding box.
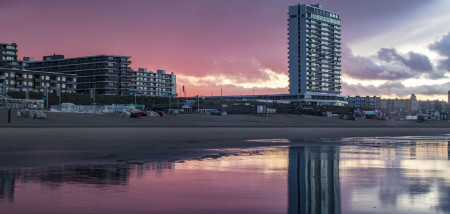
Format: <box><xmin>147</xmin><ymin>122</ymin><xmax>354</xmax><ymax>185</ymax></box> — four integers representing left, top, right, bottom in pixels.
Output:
<box><xmin>0</xmin><ymin>170</ymin><xmax>15</xmax><ymax>202</ymax></box>
<box><xmin>0</xmin><ymin>162</ymin><xmax>174</xmax><ymax>202</ymax></box>
<box><xmin>288</xmin><ymin>146</ymin><xmax>340</xmax><ymax>214</ymax></box>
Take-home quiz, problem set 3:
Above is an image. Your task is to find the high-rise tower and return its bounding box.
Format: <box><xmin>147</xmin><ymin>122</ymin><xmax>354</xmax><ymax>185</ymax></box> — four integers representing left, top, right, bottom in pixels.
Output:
<box><xmin>288</xmin><ymin>4</ymin><xmax>342</xmax><ymax>98</ymax></box>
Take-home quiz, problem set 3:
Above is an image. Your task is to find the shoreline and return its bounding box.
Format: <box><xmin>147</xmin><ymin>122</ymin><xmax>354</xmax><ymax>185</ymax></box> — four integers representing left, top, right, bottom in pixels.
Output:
<box><xmin>2</xmin><ymin>112</ymin><xmax>449</xmax><ymax>168</ymax></box>
<box><xmin>1</xmin><ymin>126</ymin><xmax>449</xmax><ymax>168</ymax></box>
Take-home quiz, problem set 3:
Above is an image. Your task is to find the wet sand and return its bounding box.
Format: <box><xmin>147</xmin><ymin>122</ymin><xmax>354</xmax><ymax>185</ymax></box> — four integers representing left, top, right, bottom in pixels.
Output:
<box><xmin>1</xmin><ymin>111</ymin><xmax>449</xmax><ymax>167</ymax></box>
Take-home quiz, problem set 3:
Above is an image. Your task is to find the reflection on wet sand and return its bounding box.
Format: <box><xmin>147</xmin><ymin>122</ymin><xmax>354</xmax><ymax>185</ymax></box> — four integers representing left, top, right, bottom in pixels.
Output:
<box><xmin>0</xmin><ymin>162</ymin><xmax>174</xmax><ymax>202</ymax></box>
<box><xmin>0</xmin><ymin>171</ymin><xmax>14</xmax><ymax>202</ymax></box>
<box><xmin>288</xmin><ymin>146</ymin><xmax>340</xmax><ymax>214</ymax></box>
<box><xmin>339</xmin><ymin>138</ymin><xmax>450</xmax><ymax>214</ymax></box>
<box><xmin>0</xmin><ymin>137</ymin><xmax>449</xmax><ymax>214</ymax></box>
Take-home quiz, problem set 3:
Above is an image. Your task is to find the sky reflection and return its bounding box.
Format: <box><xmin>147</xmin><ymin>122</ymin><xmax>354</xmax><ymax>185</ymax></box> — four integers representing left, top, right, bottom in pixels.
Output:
<box><xmin>0</xmin><ymin>137</ymin><xmax>449</xmax><ymax>214</ymax></box>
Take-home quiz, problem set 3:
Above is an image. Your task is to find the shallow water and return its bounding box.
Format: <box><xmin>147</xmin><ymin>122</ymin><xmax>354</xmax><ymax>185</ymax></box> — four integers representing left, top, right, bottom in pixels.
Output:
<box><xmin>0</xmin><ymin>136</ymin><xmax>449</xmax><ymax>214</ymax></box>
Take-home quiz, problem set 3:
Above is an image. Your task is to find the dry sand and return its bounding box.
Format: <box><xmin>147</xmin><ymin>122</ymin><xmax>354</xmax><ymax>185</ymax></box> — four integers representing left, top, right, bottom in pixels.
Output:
<box><xmin>1</xmin><ymin>110</ymin><xmax>449</xmax><ymax>168</ymax></box>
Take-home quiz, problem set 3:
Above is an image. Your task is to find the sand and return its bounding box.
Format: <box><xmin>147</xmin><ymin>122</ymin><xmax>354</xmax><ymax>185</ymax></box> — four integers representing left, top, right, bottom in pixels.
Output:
<box><xmin>1</xmin><ymin>110</ymin><xmax>449</xmax><ymax>168</ymax></box>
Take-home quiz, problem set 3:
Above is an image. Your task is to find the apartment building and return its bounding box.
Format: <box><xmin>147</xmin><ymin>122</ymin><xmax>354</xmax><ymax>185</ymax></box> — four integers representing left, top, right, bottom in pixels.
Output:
<box><xmin>288</xmin><ymin>4</ymin><xmax>345</xmax><ymax>105</ymax></box>
<box><xmin>347</xmin><ymin>96</ymin><xmax>382</xmax><ymax>109</ymax></box>
<box><xmin>130</xmin><ymin>68</ymin><xmax>176</xmax><ymax>97</ymax></box>
<box><xmin>0</xmin><ymin>43</ymin><xmax>20</xmax><ymax>69</ymax></box>
<box><xmin>27</xmin><ymin>54</ymin><xmax>132</xmax><ymax>96</ymax></box>
<box><xmin>0</xmin><ymin>68</ymin><xmax>76</xmax><ymax>93</ymax></box>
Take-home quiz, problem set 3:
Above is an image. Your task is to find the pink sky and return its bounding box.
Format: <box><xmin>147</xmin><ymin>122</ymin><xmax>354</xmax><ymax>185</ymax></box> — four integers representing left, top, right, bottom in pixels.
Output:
<box><xmin>2</xmin><ymin>0</ymin><xmax>449</xmax><ymax>99</ymax></box>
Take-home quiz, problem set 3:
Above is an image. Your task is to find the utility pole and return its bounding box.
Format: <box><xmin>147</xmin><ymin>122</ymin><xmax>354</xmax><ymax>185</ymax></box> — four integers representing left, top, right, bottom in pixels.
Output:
<box><xmin>197</xmin><ymin>95</ymin><xmax>200</xmax><ymax>113</ymax></box>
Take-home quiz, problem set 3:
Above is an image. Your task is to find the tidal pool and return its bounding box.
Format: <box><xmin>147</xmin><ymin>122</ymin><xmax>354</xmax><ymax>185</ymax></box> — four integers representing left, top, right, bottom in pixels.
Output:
<box><xmin>0</xmin><ymin>136</ymin><xmax>449</xmax><ymax>214</ymax></box>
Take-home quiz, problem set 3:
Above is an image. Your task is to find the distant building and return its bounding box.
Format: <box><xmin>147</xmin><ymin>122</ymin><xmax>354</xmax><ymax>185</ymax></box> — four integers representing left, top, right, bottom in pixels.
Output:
<box><xmin>350</xmin><ymin>94</ymin><xmax>447</xmax><ymax>115</ymax></box>
<box><xmin>410</xmin><ymin>94</ymin><xmax>419</xmax><ymax>111</ymax></box>
<box><xmin>0</xmin><ymin>43</ymin><xmax>19</xmax><ymax>69</ymax></box>
<box><xmin>27</xmin><ymin>54</ymin><xmax>132</xmax><ymax>95</ymax></box>
<box><xmin>288</xmin><ymin>4</ymin><xmax>345</xmax><ymax>105</ymax></box>
<box><xmin>347</xmin><ymin>96</ymin><xmax>381</xmax><ymax>109</ymax></box>
<box><xmin>0</xmin><ymin>67</ymin><xmax>76</xmax><ymax>93</ymax></box>
<box><xmin>419</xmin><ymin>99</ymin><xmax>446</xmax><ymax>113</ymax></box>
<box><xmin>447</xmin><ymin>90</ymin><xmax>450</xmax><ymax>112</ymax></box>
<box><xmin>130</xmin><ymin>68</ymin><xmax>176</xmax><ymax>97</ymax></box>
<box><xmin>448</xmin><ymin>91</ymin><xmax>450</xmax><ymax>104</ymax></box>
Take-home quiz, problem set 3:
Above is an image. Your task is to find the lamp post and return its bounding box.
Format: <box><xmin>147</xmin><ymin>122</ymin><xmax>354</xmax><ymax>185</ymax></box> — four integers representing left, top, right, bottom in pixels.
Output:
<box><xmin>266</xmin><ymin>95</ymin><xmax>269</xmax><ymax>120</ymax></box>
<box><xmin>43</xmin><ymin>85</ymin><xmax>48</xmax><ymax>109</ymax></box>
<box><xmin>169</xmin><ymin>93</ymin><xmax>171</xmax><ymax>114</ymax></box>
<box><xmin>197</xmin><ymin>95</ymin><xmax>200</xmax><ymax>113</ymax></box>
<box><xmin>57</xmin><ymin>84</ymin><xmax>61</xmax><ymax>109</ymax></box>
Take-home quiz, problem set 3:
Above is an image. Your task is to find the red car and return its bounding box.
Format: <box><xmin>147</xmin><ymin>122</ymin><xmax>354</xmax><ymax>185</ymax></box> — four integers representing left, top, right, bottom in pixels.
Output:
<box><xmin>130</xmin><ymin>112</ymin><xmax>141</xmax><ymax>118</ymax></box>
<box><xmin>138</xmin><ymin>111</ymin><xmax>149</xmax><ymax>117</ymax></box>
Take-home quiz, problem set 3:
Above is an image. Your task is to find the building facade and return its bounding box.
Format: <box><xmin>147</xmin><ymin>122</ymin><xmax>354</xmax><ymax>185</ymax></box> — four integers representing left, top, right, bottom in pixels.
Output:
<box><xmin>27</xmin><ymin>54</ymin><xmax>132</xmax><ymax>96</ymax></box>
<box><xmin>0</xmin><ymin>68</ymin><xmax>76</xmax><ymax>94</ymax></box>
<box><xmin>347</xmin><ymin>96</ymin><xmax>382</xmax><ymax>109</ymax></box>
<box><xmin>288</xmin><ymin>4</ymin><xmax>343</xmax><ymax>104</ymax></box>
<box><xmin>0</xmin><ymin>43</ymin><xmax>20</xmax><ymax>69</ymax></box>
<box><xmin>130</xmin><ymin>68</ymin><xmax>176</xmax><ymax>97</ymax></box>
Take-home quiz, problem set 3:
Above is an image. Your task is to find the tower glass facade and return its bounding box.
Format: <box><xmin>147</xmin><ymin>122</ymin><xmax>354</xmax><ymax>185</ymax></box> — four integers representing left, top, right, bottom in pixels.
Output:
<box><xmin>288</xmin><ymin>4</ymin><xmax>342</xmax><ymax>97</ymax></box>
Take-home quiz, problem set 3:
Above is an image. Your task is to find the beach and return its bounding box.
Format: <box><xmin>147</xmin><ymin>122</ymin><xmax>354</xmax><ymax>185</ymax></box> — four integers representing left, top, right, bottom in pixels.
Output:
<box><xmin>1</xmin><ymin>111</ymin><xmax>450</xmax><ymax>167</ymax></box>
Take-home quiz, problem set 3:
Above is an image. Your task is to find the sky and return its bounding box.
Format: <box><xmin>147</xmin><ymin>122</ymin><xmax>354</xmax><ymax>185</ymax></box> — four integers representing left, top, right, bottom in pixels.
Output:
<box><xmin>1</xmin><ymin>0</ymin><xmax>450</xmax><ymax>100</ymax></box>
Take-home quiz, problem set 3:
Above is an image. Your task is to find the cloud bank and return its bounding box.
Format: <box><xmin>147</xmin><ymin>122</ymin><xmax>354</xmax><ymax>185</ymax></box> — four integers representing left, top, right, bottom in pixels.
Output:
<box><xmin>343</xmin><ymin>31</ymin><xmax>450</xmax><ymax>98</ymax></box>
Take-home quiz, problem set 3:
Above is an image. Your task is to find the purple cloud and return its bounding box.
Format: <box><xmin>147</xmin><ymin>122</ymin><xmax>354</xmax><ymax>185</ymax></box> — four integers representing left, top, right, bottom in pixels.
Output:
<box><xmin>429</xmin><ymin>32</ymin><xmax>450</xmax><ymax>71</ymax></box>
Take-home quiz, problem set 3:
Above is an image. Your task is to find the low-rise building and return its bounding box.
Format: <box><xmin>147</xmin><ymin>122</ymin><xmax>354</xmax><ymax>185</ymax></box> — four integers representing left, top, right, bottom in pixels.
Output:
<box><xmin>0</xmin><ymin>68</ymin><xmax>76</xmax><ymax>93</ymax></box>
<box><xmin>347</xmin><ymin>96</ymin><xmax>381</xmax><ymax>109</ymax></box>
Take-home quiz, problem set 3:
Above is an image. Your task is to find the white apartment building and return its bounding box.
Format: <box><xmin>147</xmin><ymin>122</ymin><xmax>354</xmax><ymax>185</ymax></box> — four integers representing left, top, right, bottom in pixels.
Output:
<box><xmin>288</xmin><ymin>4</ymin><xmax>346</xmax><ymax>105</ymax></box>
<box><xmin>130</xmin><ymin>68</ymin><xmax>176</xmax><ymax>97</ymax></box>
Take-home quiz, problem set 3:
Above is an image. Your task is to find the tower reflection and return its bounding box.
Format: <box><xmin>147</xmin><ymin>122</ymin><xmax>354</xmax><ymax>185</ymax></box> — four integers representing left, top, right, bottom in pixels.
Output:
<box><xmin>288</xmin><ymin>146</ymin><xmax>340</xmax><ymax>214</ymax></box>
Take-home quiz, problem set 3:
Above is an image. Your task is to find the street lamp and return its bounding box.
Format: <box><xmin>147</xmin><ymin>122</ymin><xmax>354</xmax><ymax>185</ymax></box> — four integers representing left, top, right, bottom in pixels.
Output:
<box><xmin>57</xmin><ymin>84</ymin><xmax>61</xmax><ymax>109</ymax></box>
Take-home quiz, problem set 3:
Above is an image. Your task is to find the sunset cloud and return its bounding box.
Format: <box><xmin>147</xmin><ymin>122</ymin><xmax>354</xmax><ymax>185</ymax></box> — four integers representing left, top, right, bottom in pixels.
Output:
<box><xmin>180</xmin><ymin>68</ymin><xmax>288</xmax><ymax>89</ymax></box>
